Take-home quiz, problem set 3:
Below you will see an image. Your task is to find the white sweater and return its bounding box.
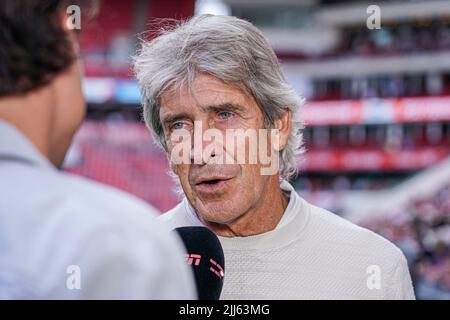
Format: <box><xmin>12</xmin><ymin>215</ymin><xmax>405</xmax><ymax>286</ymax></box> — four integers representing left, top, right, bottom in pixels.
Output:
<box><xmin>161</xmin><ymin>181</ymin><xmax>415</xmax><ymax>300</ymax></box>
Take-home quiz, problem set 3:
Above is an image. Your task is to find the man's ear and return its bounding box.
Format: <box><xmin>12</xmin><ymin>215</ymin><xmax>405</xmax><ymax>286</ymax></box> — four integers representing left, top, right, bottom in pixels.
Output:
<box><xmin>273</xmin><ymin>108</ymin><xmax>292</xmax><ymax>151</ymax></box>
<box><xmin>60</xmin><ymin>4</ymin><xmax>81</xmax><ymax>57</ymax></box>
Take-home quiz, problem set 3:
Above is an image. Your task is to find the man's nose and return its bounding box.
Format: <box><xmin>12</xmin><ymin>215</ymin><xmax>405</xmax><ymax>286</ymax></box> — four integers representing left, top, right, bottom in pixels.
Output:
<box><xmin>189</xmin><ymin>119</ymin><xmax>218</xmax><ymax>165</ymax></box>
<box><xmin>190</xmin><ymin>140</ymin><xmax>217</xmax><ymax>165</ymax></box>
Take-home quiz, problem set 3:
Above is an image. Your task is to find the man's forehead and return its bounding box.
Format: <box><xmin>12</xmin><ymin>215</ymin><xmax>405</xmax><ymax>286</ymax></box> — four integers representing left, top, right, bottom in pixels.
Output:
<box><xmin>159</xmin><ymin>76</ymin><xmax>249</xmax><ymax>114</ymax></box>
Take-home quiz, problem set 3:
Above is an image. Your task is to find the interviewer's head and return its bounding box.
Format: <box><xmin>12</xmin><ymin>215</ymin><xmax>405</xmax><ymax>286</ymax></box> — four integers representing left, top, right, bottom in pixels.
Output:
<box><xmin>134</xmin><ymin>15</ymin><xmax>304</xmax><ymax>234</ymax></box>
<box><xmin>0</xmin><ymin>0</ymin><xmax>96</xmax><ymax>167</ymax></box>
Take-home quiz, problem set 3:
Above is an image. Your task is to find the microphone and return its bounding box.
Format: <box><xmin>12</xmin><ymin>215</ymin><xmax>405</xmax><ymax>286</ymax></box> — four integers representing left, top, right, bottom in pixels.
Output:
<box><xmin>175</xmin><ymin>226</ymin><xmax>225</xmax><ymax>300</ymax></box>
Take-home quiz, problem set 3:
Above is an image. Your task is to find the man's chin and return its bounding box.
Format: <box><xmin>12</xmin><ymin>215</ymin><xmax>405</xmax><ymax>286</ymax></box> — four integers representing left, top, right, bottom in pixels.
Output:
<box><xmin>198</xmin><ymin>206</ymin><xmax>241</xmax><ymax>225</ymax></box>
<box><xmin>191</xmin><ymin>193</ymin><xmax>244</xmax><ymax>224</ymax></box>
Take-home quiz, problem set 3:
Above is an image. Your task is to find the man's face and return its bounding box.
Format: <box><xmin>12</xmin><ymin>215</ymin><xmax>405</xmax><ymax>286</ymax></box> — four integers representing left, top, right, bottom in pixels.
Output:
<box><xmin>160</xmin><ymin>74</ymin><xmax>278</xmax><ymax>225</ymax></box>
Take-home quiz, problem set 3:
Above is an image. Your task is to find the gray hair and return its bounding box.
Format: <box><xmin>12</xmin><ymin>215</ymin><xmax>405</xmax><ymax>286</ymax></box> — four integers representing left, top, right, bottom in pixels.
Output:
<box><xmin>133</xmin><ymin>14</ymin><xmax>305</xmax><ymax>181</ymax></box>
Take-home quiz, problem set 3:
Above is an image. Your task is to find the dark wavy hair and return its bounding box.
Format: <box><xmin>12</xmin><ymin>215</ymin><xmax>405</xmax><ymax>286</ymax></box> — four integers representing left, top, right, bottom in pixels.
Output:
<box><xmin>0</xmin><ymin>0</ymin><xmax>97</xmax><ymax>97</ymax></box>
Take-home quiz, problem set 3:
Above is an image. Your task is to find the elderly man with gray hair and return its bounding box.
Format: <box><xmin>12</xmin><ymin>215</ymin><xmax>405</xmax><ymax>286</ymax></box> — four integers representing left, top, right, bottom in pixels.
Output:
<box><xmin>133</xmin><ymin>14</ymin><xmax>415</xmax><ymax>300</ymax></box>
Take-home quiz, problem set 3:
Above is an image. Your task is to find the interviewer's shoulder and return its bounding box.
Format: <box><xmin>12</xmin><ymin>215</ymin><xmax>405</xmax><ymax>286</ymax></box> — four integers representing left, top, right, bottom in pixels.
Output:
<box><xmin>1</xmin><ymin>170</ymin><xmax>194</xmax><ymax>298</ymax></box>
<box><xmin>51</xmin><ymin>172</ymin><xmax>178</xmax><ymax>250</ymax></box>
<box><xmin>60</xmin><ymin>172</ymin><xmax>160</xmax><ymax>222</ymax></box>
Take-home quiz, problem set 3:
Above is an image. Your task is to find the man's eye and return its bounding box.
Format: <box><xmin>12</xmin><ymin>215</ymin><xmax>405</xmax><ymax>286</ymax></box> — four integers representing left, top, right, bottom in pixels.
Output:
<box><xmin>171</xmin><ymin>122</ymin><xmax>185</xmax><ymax>130</ymax></box>
<box><xmin>218</xmin><ymin>111</ymin><xmax>233</xmax><ymax>120</ymax></box>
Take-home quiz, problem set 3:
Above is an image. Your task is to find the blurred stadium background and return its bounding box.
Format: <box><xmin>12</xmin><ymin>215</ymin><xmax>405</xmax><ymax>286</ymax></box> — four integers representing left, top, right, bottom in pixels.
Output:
<box><xmin>65</xmin><ymin>0</ymin><xmax>450</xmax><ymax>299</ymax></box>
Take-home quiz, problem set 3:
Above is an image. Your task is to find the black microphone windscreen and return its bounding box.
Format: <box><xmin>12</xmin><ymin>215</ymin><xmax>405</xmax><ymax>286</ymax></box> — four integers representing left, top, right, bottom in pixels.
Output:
<box><xmin>175</xmin><ymin>226</ymin><xmax>225</xmax><ymax>300</ymax></box>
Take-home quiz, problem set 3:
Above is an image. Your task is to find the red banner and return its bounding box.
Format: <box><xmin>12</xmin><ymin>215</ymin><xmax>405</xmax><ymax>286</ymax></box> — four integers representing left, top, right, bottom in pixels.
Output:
<box><xmin>300</xmin><ymin>147</ymin><xmax>450</xmax><ymax>171</ymax></box>
<box><xmin>303</xmin><ymin>96</ymin><xmax>450</xmax><ymax>126</ymax></box>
